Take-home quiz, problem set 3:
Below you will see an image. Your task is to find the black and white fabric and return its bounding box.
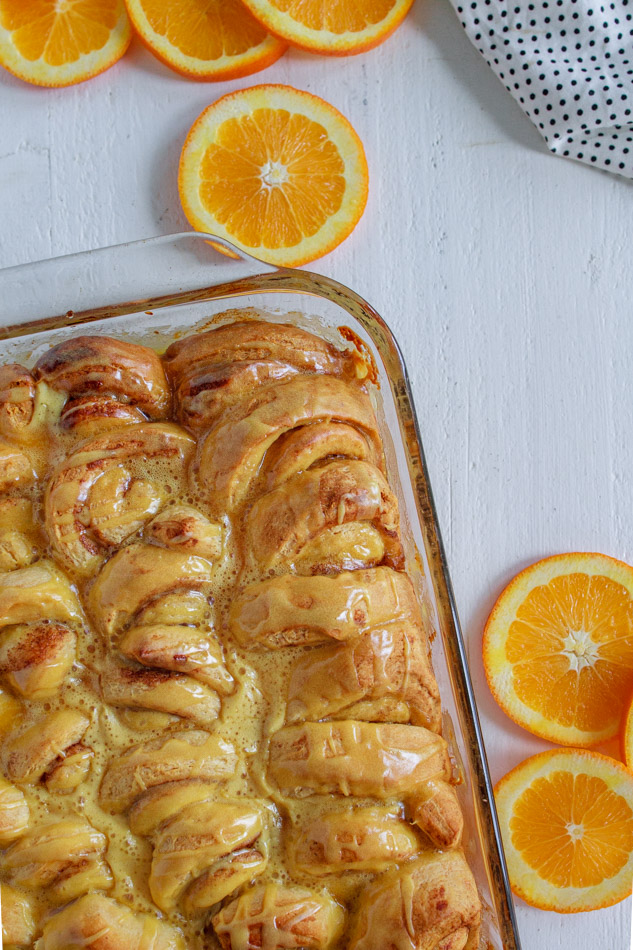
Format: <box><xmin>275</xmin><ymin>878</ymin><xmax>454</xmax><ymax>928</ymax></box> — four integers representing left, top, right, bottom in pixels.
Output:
<box><xmin>449</xmin><ymin>0</ymin><xmax>633</xmax><ymax>177</ymax></box>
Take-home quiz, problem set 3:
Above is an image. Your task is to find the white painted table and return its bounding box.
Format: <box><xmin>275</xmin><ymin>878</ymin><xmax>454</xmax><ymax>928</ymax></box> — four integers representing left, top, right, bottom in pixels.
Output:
<box><xmin>0</xmin><ymin>1</ymin><xmax>631</xmax><ymax>947</ymax></box>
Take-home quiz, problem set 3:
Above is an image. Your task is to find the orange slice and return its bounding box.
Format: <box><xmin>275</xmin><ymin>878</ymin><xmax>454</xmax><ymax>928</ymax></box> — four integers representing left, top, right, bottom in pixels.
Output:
<box><xmin>495</xmin><ymin>749</ymin><xmax>633</xmax><ymax>912</ymax></box>
<box><xmin>483</xmin><ymin>553</ymin><xmax>633</xmax><ymax>747</ymax></box>
<box><xmin>124</xmin><ymin>0</ymin><xmax>287</xmax><ymax>81</ymax></box>
<box><xmin>178</xmin><ymin>84</ymin><xmax>369</xmax><ymax>267</ymax></box>
<box><xmin>621</xmin><ymin>691</ymin><xmax>633</xmax><ymax>769</ymax></box>
<box><xmin>0</xmin><ymin>0</ymin><xmax>131</xmax><ymax>88</ymax></box>
<box><xmin>241</xmin><ymin>0</ymin><xmax>415</xmax><ymax>55</ymax></box>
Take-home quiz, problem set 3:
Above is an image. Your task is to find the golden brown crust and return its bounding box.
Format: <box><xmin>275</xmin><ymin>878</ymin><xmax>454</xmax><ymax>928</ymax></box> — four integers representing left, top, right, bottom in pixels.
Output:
<box><xmin>348</xmin><ymin>851</ymin><xmax>482</xmax><ymax>950</ymax></box>
<box><xmin>98</xmin><ymin>730</ymin><xmax>237</xmax><ymax>813</ymax></box>
<box><xmin>262</xmin><ymin>421</ymin><xmax>380</xmax><ymax>491</ymax></box>
<box><xmin>291</xmin><ymin>805</ymin><xmax>420</xmax><ymax>875</ymax></box>
<box><xmin>89</xmin><ymin>543</ymin><xmax>214</xmax><ymax>637</ymax></box>
<box><xmin>245</xmin><ymin>460</ymin><xmax>403</xmax><ymax>574</ymax></box>
<box><xmin>407</xmin><ymin>780</ymin><xmax>464</xmax><ymax>850</ymax></box>
<box><xmin>44</xmin><ymin>422</ymin><xmax>195</xmax><ymax>574</ymax></box>
<box><xmin>119</xmin><ymin>623</ymin><xmax>234</xmax><ymax>694</ymax></box>
<box><xmin>3</xmin><ymin>708</ymin><xmax>89</xmax><ymax>784</ymax></box>
<box><xmin>149</xmin><ymin>798</ymin><xmax>268</xmax><ymax>913</ymax></box>
<box><xmin>100</xmin><ymin>660</ymin><xmax>221</xmax><ymax>727</ymax></box>
<box><xmin>0</xmin><ymin>442</ymin><xmax>34</xmax><ymax>493</ymax></box>
<box><xmin>38</xmin><ymin>893</ymin><xmax>185</xmax><ymax>950</ymax></box>
<box><xmin>166</xmin><ymin>321</ymin><xmax>353</xmax><ymax>431</ymax></box>
<box><xmin>268</xmin><ymin>721</ymin><xmax>451</xmax><ymax>799</ymax></box>
<box><xmin>0</xmin><ymin>498</ymin><xmax>42</xmax><ymax>573</ymax></box>
<box><xmin>230</xmin><ymin>568</ymin><xmax>422</xmax><ymax>648</ymax></box>
<box><xmin>286</xmin><ymin>623</ymin><xmax>441</xmax><ymax>731</ymax></box>
<box><xmin>212</xmin><ymin>883</ymin><xmax>346</xmax><ymax>950</ymax></box>
<box><xmin>197</xmin><ymin>375</ymin><xmax>382</xmax><ymax>513</ymax></box>
<box><xmin>3</xmin><ymin>816</ymin><xmax>112</xmax><ymax>902</ymax></box>
<box><xmin>0</xmin><ymin>364</ymin><xmax>36</xmax><ymax>440</ymax></box>
<box><xmin>0</xmin><ymin>560</ymin><xmax>82</xmax><ymax>628</ymax></box>
<box><xmin>35</xmin><ymin>335</ymin><xmax>170</xmax><ymax>418</ymax></box>
<box><xmin>0</xmin><ymin>775</ymin><xmax>29</xmax><ymax>844</ymax></box>
<box><xmin>0</xmin><ymin>620</ymin><xmax>76</xmax><ymax>700</ymax></box>
<box><xmin>0</xmin><ymin>883</ymin><xmax>36</xmax><ymax>947</ymax></box>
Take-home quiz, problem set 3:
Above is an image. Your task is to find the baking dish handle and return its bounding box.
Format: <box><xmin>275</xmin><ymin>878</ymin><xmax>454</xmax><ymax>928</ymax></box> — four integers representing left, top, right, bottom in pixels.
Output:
<box><xmin>0</xmin><ymin>232</ymin><xmax>282</xmax><ymax>338</ymax></box>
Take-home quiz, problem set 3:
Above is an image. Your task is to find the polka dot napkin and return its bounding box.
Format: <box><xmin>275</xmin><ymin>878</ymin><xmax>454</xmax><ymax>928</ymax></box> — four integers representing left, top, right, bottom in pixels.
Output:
<box><xmin>449</xmin><ymin>0</ymin><xmax>633</xmax><ymax>177</ymax></box>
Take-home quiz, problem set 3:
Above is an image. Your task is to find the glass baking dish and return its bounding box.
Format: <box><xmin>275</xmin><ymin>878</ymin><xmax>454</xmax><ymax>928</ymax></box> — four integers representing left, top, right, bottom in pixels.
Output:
<box><xmin>0</xmin><ymin>232</ymin><xmax>522</xmax><ymax>950</ymax></box>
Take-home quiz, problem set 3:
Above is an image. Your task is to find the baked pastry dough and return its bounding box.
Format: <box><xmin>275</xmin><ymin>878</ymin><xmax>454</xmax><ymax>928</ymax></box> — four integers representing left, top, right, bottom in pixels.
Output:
<box><xmin>35</xmin><ymin>335</ymin><xmax>170</xmax><ymax>433</ymax></box>
<box><xmin>3</xmin><ymin>816</ymin><xmax>112</xmax><ymax>902</ymax></box>
<box><xmin>230</xmin><ymin>567</ymin><xmax>423</xmax><ymax>648</ymax></box>
<box><xmin>290</xmin><ymin>805</ymin><xmax>421</xmax><ymax>875</ymax></box>
<box><xmin>165</xmin><ymin>320</ymin><xmax>353</xmax><ymax>431</ymax></box>
<box><xmin>99</xmin><ymin>729</ymin><xmax>237</xmax><ymax>813</ymax></box>
<box><xmin>348</xmin><ymin>851</ymin><xmax>481</xmax><ymax>950</ymax></box>
<box><xmin>44</xmin><ymin>423</ymin><xmax>195</xmax><ymax>573</ymax></box>
<box><xmin>268</xmin><ymin>721</ymin><xmax>451</xmax><ymax>798</ymax></box>
<box><xmin>0</xmin><ymin>882</ymin><xmax>35</xmax><ymax>947</ymax></box>
<box><xmin>212</xmin><ymin>883</ymin><xmax>346</xmax><ymax>950</ymax></box>
<box><xmin>0</xmin><ymin>777</ymin><xmax>29</xmax><ymax>844</ymax></box>
<box><xmin>285</xmin><ymin>623</ymin><xmax>441</xmax><ymax>730</ymax></box>
<box><xmin>245</xmin><ymin>459</ymin><xmax>403</xmax><ymax>574</ymax></box>
<box><xmin>3</xmin><ymin>708</ymin><xmax>90</xmax><ymax>786</ymax></box>
<box><xmin>148</xmin><ymin>797</ymin><xmax>268</xmax><ymax>913</ymax></box>
<box><xmin>0</xmin><ymin>318</ymin><xmax>480</xmax><ymax>949</ymax></box>
<box><xmin>0</xmin><ymin>365</ymin><xmax>36</xmax><ymax>441</ymax></box>
<box><xmin>197</xmin><ymin>374</ymin><xmax>382</xmax><ymax>513</ymax></box>
<box><xmin>0</xmin><ymin>499</ymin><xmax>41</xmax><ymax>573</ymax></box>
<box><xmin>38</xmin><ymin>893</ymin><xmax>185</xmax><ymax>950</ymax></box>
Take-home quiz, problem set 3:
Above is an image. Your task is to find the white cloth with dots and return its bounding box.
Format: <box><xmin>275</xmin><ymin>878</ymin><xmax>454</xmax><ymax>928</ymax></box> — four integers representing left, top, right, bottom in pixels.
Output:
<box><xmin>449</xmin><ymin>0</ymin><xmax>633</xmax><ymax>176</ymax></box>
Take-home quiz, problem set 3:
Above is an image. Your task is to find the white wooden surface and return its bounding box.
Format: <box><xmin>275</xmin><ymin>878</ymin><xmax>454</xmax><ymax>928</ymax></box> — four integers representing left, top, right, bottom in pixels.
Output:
<box><xmin>1</xmin><ymin>1</ymin><xmax>632</xmax><ymax>946</ymax></box>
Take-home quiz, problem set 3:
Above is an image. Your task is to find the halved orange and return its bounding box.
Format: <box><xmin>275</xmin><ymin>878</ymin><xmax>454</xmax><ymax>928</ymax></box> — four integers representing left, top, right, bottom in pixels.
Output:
<box><xmin>495</xmin><ymin>748</ymin><xmax>633</xmax><ymax>912</ymax></box>
<box><xmin>124</xmin><ymin>0</ymin><xmax>287</xmax><ymax>81</ymax></box>
<box><xmin>483</xmin><ymin>553</ymin><xmax>633</xmax><ymax>747</ymax></box>
<box><xmin>241</xmin><ymin>0</ymin><xmax>415</xmax><ymax>55</ymax></box>
<box><xmin>0</xmin><ymin>0</ymin><xmax>131</xmax><ymax>88</ymax></box>
<box><xmin>178</xmin><ymin>84</ymin><xmax>369</xmax><ymax>267</ymax></box>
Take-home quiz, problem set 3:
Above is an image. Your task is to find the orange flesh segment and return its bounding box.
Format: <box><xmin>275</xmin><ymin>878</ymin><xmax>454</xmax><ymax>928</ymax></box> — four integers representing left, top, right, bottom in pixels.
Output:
<box><xmin>510</xmin><ymin>769</ymin><xmax>633</xmax><ymax>888</ymax></box>
<box><xmin>267</xmin><ymin>0</ymin><xmax>397</xmax><ymax>32</ymax></box>
<box><xmin>199</xmin><ymin>109</ymin><xmax>346</xmax><ymax>250</ymax></box>
<box><xmin>506</xmin><ymin>573</ymin><xmax>633</xmax><ymax>733</ymax></box>
<box><xmin>0</xmin><ymin>0</ymin><xmax>119</xmax><ymax>65</ymax></box>
<box><xmin>133</xmin><ymin>0</ymin><xmax>270</xmax><ymax>59</ymax></box>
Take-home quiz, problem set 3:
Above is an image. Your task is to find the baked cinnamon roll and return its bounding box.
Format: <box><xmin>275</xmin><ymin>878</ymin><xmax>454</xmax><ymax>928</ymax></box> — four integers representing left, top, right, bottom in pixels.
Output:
<box><xmin>0</xmin><ymin>365</ymin><xmax>36</xmax><ymax>441</ymax></box>
<box><xmin>230</xmin><ymin>567</ymin><xmax>423</xmax><ymax>648</ymax></box>
<box><xmin>38</xmin><ymin>893</ymin><xmax>185</xmax><ymax>950</ymax></box>
<box><xmin>0</xmin><ymin>442</ymin><xmax>34</xmax><ymax>493</ymax></box>
<box><xmin>35</xmin><ymin>335</ymin><xmax>170</xmax><ymax>432</ymax></box>
<box><xmin>165</xmin><ymin>320</ymin><xmax>355</xmax><ymax>431</ymax></box>
<box><xmin>90</xmin><ymin>542</ymin><xmax>232</xmax><ymax>725</ymax></box>
<box><xmin>148</xmin><ymin>797</ymin><xmax>268</xmax><ymax>913</ymax></box>
<box><xmin>0</xmin><ymin>498</ymin><xmax>41</xmax><ymax>573</ymax></box>
<box><xmin>268</xmin><ymin>721</ymin><xmax>451</xmax><ymax>799</ymax></box>
<box><xmin>99</xmin><ymin>729</ymin><xmax>237</xmax><ymax>813</ymax></box>
<box><xmin>3</xmin><ymin>708</ymin><xmax>90</xmax><ymax>788</ymax></box>
<box><xmin>0</xmin><ymin>883</ymin><xmax>35</xmax><ymax>948</ymax></box>
<box><xmin>348</xmin><ymin>851</ymin><xmax>481</xmax><ymax>950</ymax></box>
<box><xmin>245</xmin><ymin>459</ymin><xmax>403</xmax><ymax>575</ymax></box>
<box><xmin>0</xmin><ymin>561</ymin><xmax>80</xmax><ymax>701</ymax></box>
<box><xmin>197</xmin><ymin>375</ymin><xmax>382</xmax><ymax>514</ymax></box>
<box><xmin>286</xmin><ymin>623</ymin><xmax>441</xmax><ymax>731</ymax></box>
<box><xmin>290</xmin><ymin>805</ymin><xmax>420</xmax><ymax>875</ymax></box>
<box><xmin>44</xmin><ymin>423</ymin><xmax>194</xmax><ymax>574</ymax></box>
<box><xmin>3</xmin><ymin>816</ymin><xmax>112</xmax><ymax>902</ymax></box>
<box><xmin>0</xmin><ymin>775</ymin><xmax>29</xmax><ymax>843</ymax></box>
<box><xmin>212</xmin><ymin>883</ymin><xmax>346</xmax><ymax>950</ymax></box>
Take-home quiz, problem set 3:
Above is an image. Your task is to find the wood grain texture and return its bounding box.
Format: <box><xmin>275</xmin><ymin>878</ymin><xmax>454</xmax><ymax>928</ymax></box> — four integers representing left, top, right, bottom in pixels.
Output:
<box><xmin>0</xmin><ymin>0</ymin><xmax>632</xmax><ymax>945</ymax></box>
